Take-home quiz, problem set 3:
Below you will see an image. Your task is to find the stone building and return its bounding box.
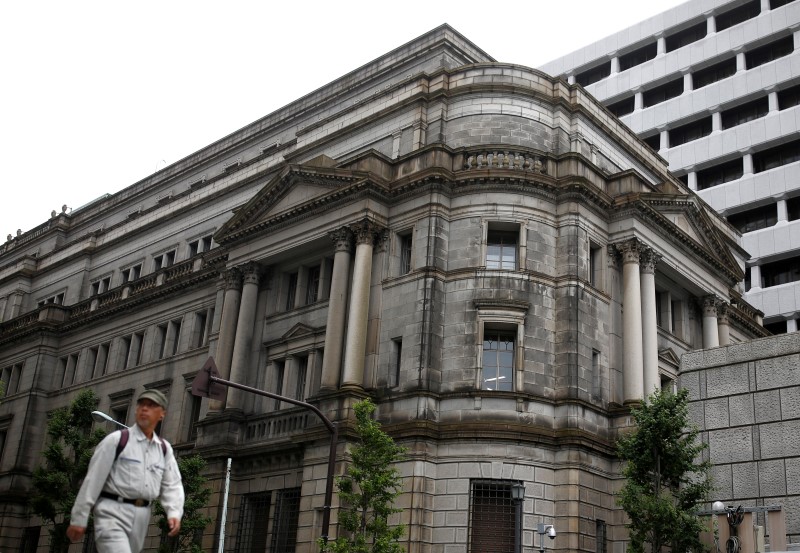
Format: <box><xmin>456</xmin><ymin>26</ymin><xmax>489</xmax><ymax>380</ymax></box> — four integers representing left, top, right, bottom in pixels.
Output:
<box><xmin>681</xmin><ymin>332</ymin><xmax>800</xmax><ymax>546</ymax></box>
<box><xmin>0</xmin><ymin>25</ymin><xmax>766</xmax><ymax>553</ymax></box>
<box><xmin>541</xmin><ymin>0</ymin><xmax>800</xmax><ymax>334</ymax></box>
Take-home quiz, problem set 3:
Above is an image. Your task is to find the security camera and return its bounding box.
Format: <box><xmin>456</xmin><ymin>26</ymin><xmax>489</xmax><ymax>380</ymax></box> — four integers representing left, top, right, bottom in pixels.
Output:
<box><xmin>547</xmin><ymin>526</ymin><xmax>556</xmax><ymax>540</ymax></box>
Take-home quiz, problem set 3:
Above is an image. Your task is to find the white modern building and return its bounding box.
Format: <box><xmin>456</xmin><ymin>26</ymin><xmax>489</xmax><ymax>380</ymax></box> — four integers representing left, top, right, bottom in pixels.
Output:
<box><xmin>541</xmin><ymin>0</ymin><xmax>800</xmax><ymax>333</ymax></box>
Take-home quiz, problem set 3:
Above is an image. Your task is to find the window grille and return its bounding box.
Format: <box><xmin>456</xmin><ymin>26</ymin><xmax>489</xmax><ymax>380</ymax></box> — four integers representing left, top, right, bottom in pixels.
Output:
<box><xmin>469</xmin><ymin>481</ymin><xmax>516</xmax><ymax>553</ymax></box>
<box><xmin>271</xmin><ymin>488</ymin><xmax>301</xmax><ymax>553</ymax></box>
<box><xmin>235</xmin><ymin>492</ymin><xmax>271</xmax><ymax>553</ymax></box>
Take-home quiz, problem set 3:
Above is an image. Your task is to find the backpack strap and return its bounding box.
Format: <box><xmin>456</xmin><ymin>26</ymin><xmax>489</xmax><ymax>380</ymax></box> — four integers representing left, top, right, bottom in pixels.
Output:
<box><xmin>114</xmin><ymin>427</ymin><xmax>168</xmax><ymax>459</ymax></box>
<box><xmin>114</xmin><ymin>428</ymin><xmax>129</xmax><ymax>461</ymax></box>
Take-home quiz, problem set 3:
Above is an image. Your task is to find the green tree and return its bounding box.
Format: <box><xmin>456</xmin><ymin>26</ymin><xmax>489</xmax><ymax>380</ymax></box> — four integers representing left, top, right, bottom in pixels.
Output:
<box><xmin>30</xmin><ymin>389</ymin><xmax>107</xmax><ymax>553</ymax></box>
<box><xmin>617</xmin><ymin>388</ymin><xmax>711</xmax><ymax>553</ymax></box>
<box><xmin>155</xmin><ymin>454</ymin><xmax>213</xmax><ymax>553</ymax></box>
<box><xmin>321</xmin><ymin>399</ymin><xmax>406</xmax><ymax>553</ymax></box>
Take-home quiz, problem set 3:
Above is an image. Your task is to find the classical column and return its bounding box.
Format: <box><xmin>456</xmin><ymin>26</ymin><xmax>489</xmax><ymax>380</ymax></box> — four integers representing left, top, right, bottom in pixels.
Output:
<box><xmin>342</xmin><ymin>220</ymin><xmax>384</xmax><ymax>389</ymax></box>
<box><xmin>320</xmin><ymin>228</ymin><xmax>353</xmax><ymax>390</ymax></box>
<box><xmin>640</xmin><ymin>248</ymin><xmax>661</xmax><ymax>396</ymax></box>
<box><xmin>618</xmin><ymin>239</ymin><xmax>644</xmax><ymax>403</ymax></box>
<box><xmin>209</xmin><ymin>267</ymin><xmax>242</xmax><ymax>411</ymax></box>
<box><xmin>702</xmin><ymin>296</ymin><xmax>720</xmax><ymax>348</ymax></box>
<box><xmin>227</xmin><ymin>263</ymin><xmax>262</xmax><ymax>411</ymax></box>
<box><xmin>718</xmin><ymin>303</ymin><xmax>731</xmax><ymax>346</ymax></box>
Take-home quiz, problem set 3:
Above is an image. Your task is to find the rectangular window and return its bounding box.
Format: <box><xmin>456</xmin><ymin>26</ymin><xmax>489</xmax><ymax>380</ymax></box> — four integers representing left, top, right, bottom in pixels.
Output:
<box><xmin>131</xmin><ymin>332</ymin><xmax>145</xmax><ymax>367</ymax></box>
<box><xmin>156</xmin><ymin>324</ymin><xmax>168</xmax><ymax>360</ymax></box>
<box><xmin>764</xmin><ymin>320</ymin><xmax>788</xmax><ymax>334</ymax></box>
<box><xmin>285</xmin><ymin>273</ymin><xmax>298</xmax><ymax>310</ymax></box>
<box><xmin>94</xmin><ymin>343</ymin><xmax>110</xmax><ymax>378</ymax></box>
<box><xmin>400</xmin><ymin>233</ymin><xmax>413</xmax><ymax>274</ymax></box>
<box><xmin>607</xmin><ymin>96</ymin><xmax>635</xmax><ymax>117</ymax></box>
<box><xmin>727</xmin><ymin>204</ymin><xmax>778</xmax><ymax>233</ymax></box>
<box><xmin>168</xmin><ymin>319</ymin><xmax>182</xmax><ymax>357</ymax></box>
<box><xmin>589</xmin><ymin>244</ymin><xmax>603</xmax><ymax>287</ymax></box>
<box><xmin>390</xmin><ymin>338</ymin><xmax>402</xmax><ymax>388</ymax></box>
<box><xmin>787</xmin><ymin>196</ymin><xmax>800</xmax><ymax>221</ymax></box>
<box><xmin>754</xmin><ymin>139</ymin><xmax>800</xmax><ymax>172</ymax></box>
<box><xmin>305</xmin><ymin>266</ymin><xmax>321</xmax><ymax>304</ymax></box>
<box><xmin>270</xmin><ymin>488</ymin><xmax>301</xmax><ymax>553</ymax></box>
<box><xmin>235</xmin><ymin>492</ymin><xmax>272</xmax><ymax>553</ymax></box>
<box><xmin>469</xmin><ymin>481</ymin><xmax>516</xmax><ymax>553</ymax></box>
<box><xmin>91</xmin><ymin>277</ymin><xmax>111</xmax><ymax>296</ymax></box>
<box><xmin>295</xmin><ymin>357</ymin><xmax>308</xmax><ymax>401</ymax></box>
<box><xmin>643</xmin><ymin>78</ymin><xmax>684</xmax><ymax>108</ymax></box>
<box><xmin>669</xmin><ymin>117</ymin><xmax>712</xmax><ymax>146</ymax></box>
<box><xmin>619</xmin><ymin>42</ymin><xmax>657</xmax><ymax>71</ymax></box>
<box><xmin>715</xmin><ymin>0</ymin><xmax>761</xmax><ymax>32</ymax></box>
<box><xmin>486</xmin><ymin>227</ymin><xmax>518</xmax><ymax>270</ymax></box>
<box><xmin>779</xmin><ymin>84</ymin><xmax>800</xmax><ymax>110</ymax></box>
<box><xmin>671</xmin><ymin>300</ymin><xmax>684</xmax><ymax>339</ymax></box>
<box><xmin>643</xmin><ymin>134</ymin><xmax>661</xmax><ymax>151</ymax></box>
<box><xmin>746</xmin><ymin>35</ymin><xmax>794</xmax><ymax>69</ymax></box>
<box><xmin>697</xmin><ymin>159</ymin><xmax>744</xmax><ymax>190</ymax></box>
<box><xmin>111</xmin><ymin>405</ymin><xmax>129</xmax><ymax>427</ymax></box>
<box><xmin>665</xmin><ymin>21</ymin><xmax>707</xmax><ymax>52</ymax></box>
<box><xmin>482</xmin><ymin>331</ymin><xmax>514</xmax><ymax>391</ymax></box>
<box><xmin>274</xmin><ymin>361</ymin><xmax>285</xmax><ymax>410</ymax></box>
<box><xmin>188</xmin><ymin>394</ymin><xmax>202</xmax><ymax>440</ymax></box>
<box><xmin>194</xmin><ymin>311</ymin><xmax>209</xmax><ymax>348</ymax></box>
<box><xmin>121</xmin><ymin>264</ymin><xmax>142</xmax><ymax>284</ymax></box>
<box><xmin>771</xmin><ymin>0</ymin><xmax>796</xmax><ymax>8</ymax></box>
<box><xmin>761</xmin><ymin>256</ymin><xmax>800</xmax><ymax>287</ymax></box>
<box><xmin>62</xmin><ymin>354</ymin><xmax>78</xmax><ymax>387</ymax></box>
<box><xmin>153</xmin><ymin>250</ymin><xmax>176</xmax><ymax>271</ymax></box>
<box><xmin>721</xmin><ymin>97</ymin><xmax>769</xmax><ymax>129</ymax></box>
<box><xmin>575</xmin><ymin>61</ymin><xmax>611</xmax><ymax>87</ymax></box>
<box><xmin>692</xmin><ymin>57</ymin><xmax>737</xmax><ymax>89</ymax></box>
<box><xmin>188</xmin><ymin>235</ymin><xmax>213</xmax><ymax>257</ymax></box>
<box><xmin>596</xmin><ymin>520</ymin><xmax>608</xmax><ymax>553</ymax></box>
<box><xmin>19</xmin><ymin>526</ymin><xmax>41</xmax><ymax>553</ymax></box>
<box><xmin>591</xmin><ymin>349</ymin><xmax>601</xmax><ymax>400</ymax></box>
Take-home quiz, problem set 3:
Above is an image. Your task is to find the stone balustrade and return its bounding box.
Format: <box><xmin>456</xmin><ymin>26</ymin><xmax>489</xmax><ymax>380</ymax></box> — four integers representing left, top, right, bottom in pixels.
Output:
<box><xmin>463</xmin><ymin>149</ymin><xmax>549</xmax><ymax>173</ymax></box>
<box><xmin>244</xmin><ymin>410</ymin><xmax>310</xmax><ymax>441</ymax></box>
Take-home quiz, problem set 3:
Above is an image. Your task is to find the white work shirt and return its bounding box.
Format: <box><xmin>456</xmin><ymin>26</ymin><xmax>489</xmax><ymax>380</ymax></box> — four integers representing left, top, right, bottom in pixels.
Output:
<box><xmin>71</xmin><ymin>424</ymin><xmax>184</xmax><ymax>527</ymax></box>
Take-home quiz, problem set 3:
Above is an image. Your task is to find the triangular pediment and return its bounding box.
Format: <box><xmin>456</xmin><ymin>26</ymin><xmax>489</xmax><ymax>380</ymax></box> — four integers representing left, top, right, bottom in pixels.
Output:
<box><xmin>659</xmin><ymin>348</ymin><xmax>681</xmax><ymax>370</ymax></box>
<box><xmin>215</xmin><ymin>163</ymin><xmax>370</xmax><ymax>245</ymax></box>
<box><xmin>638</xmin><ymin>194</ymin><xmax>744</xmax><ymax>283</ymax></box>
<box><xmin>282</xmin><ymin>323</ymin><xmax>316</xmax><ymax>341</ymax></box>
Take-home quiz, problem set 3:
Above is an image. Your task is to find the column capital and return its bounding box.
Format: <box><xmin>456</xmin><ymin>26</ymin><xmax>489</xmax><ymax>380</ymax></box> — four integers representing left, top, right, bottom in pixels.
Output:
<box><xmin>702</xmin><ymin>295</ymin><xmax>719</xmax><ymax>317</ymax></box>
<box><xmin>613</xmin><ymin>238</ymin><xmax>644</xmax><ymax>265</ymax></box>
<box><xmin>223</xmin><ymin>267</ymin><xmax>243</xmax><ymax>291</ymax></box>
<box><xmin>717</xmin><ymin>302</ymin><xmax>730</xmax><ymax>324</ymax></box>
<box><xmin>329</xmin><ymin>228</ymin><xmax>354</xmax><ymax>253</ymax></box>
<box><xmin>240</xmin><ymin>262</ymin><xmax>262</xmax><ymax>286</ymax></box>
<box><xmin>349</xmin><ymin>219</ymin><xmax>387</xmax><ymax>246</ymax></box>
<box><xmin>639</xmin><ymin>248</ymin><xmax>661</xmax><ymax>274</ymax></box>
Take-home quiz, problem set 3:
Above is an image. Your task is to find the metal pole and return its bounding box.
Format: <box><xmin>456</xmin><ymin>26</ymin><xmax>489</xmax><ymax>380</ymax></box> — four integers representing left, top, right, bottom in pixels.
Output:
<box><xmin>320</xmin><ymin>423</ymin><xmax>338</xmax><ymax>545</ymax></box>
<box><xmin>217</xmin><ymin>457</ymin><xmax>232</xmax><ymax>553</ymax></box>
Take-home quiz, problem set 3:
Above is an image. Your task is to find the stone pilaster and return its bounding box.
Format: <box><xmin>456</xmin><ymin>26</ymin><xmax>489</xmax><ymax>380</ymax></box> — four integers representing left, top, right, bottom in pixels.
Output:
<box><xmin>320</xmin><ymin>228</ymin><xmax>353</xmax><ymax>390</ymax></box>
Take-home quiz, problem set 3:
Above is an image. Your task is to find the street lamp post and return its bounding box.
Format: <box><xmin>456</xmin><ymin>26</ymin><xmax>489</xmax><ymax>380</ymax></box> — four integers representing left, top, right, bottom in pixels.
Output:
<box><xmin>91</xmin><ymin>410</ymin><xmax>127</xmax><ymax>429</ymax></box>
<box><xmin>511</xmin><ymin>482</ymin><xmax>525</xmax><ymax>553</ymax></box>
<box><xmin>191</xmin><ymin>357</ymin><xmax>339</xmax><ymax>545</ymax></box>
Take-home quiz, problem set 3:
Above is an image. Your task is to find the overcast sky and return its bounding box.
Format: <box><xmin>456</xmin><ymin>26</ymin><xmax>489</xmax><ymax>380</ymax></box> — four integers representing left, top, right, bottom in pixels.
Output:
<box><xmin>1</xmin><ymin>0</ymin><xmax>688</xmax><ymax>237</ymax></box>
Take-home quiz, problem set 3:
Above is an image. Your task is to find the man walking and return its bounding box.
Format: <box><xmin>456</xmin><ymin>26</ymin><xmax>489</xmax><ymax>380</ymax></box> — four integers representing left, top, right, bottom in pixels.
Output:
<box><xmin>67</xmin><ymin>389</ymin><xmax>184</xmax><ymax>553</ymax></box>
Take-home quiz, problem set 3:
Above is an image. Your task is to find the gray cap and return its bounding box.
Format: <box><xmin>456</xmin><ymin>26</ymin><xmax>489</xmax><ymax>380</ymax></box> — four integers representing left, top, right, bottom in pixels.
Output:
<box><xmin>138</xmin><ymin>389</ymin><xmax>168</xmax><ymax>409</ymax></box>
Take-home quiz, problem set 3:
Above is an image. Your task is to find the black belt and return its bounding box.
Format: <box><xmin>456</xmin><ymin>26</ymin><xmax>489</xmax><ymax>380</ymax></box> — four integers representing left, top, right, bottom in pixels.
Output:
<box><xmin>99</xmin><ymin>491</ymin><xmax>150</xmax><ymax>507</ymax></box>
